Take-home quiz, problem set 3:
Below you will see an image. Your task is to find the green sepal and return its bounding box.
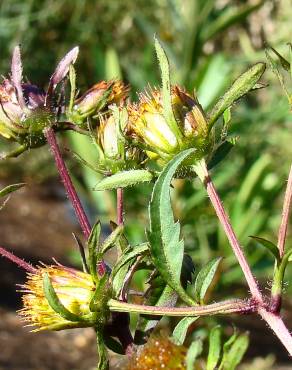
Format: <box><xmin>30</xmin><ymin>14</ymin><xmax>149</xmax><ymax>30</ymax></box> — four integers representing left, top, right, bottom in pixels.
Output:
<box><xmin>249</xmin><ymin>236</ymin><xmax>280</xmax><ymax>262</ymax></box>
<box><xmin>88</xmin><ymin>221</ymin><xmax>101</xmax><ymax>282</ymax></box>
<box><xmin>207</xmin><ymin>326</ymin><xmax>221</xmax><ymax>370</ymax></box>
<box><xmin>147</xmin><ymin>149</ymin><xmax>196</xmax><ymax>305</ymax></box>
<box><xmin>186</xmin><ymin>339</ymin><xmax>203</xmax><ymax>370</ymax></box>
<box><xmin>43</xmin><ymin>273</ymin><xmax>89</xmax><ymax>323</ymax></box>
<box><xmin>94</xmin><ymin>170</ymin><xmax>154</xmax><ymax>191</ymax></box>
<box><xmin>154</xmin><ymin>37</ymin><xmax>182</xmax><ymax>142</ymax></box>
<box><xmin>208</xmin><ymin>63</ymin><xmax>266</xmax><ymax>128</ymax></box>
<box><xmin>172</xmin><ymin>317</ymin><xmax>199</xmax><ymax>345</ymax></box>
<box><xmin>0</xmin><ymin>183</ymin><xmax>25</xmax><ymax>198</ymax></box>
<box><xmin>194</xmin><ymin>257</ymin><xmax>222</xmax><ymax>304</ymax></box>
<box><xmin>68</xmin><ymin>64</ymin><xmax>76</xmax><ymax>113</ymax></box>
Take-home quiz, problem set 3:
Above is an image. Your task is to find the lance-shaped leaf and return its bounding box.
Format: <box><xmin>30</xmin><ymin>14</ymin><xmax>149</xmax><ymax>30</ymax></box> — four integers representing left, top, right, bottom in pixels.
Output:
<box><xmin>147</xmin><ymin>148</ymin><xmax>196</xmax><ymax>305</ymax></box>
<box><xmin>172</xmin><ymin>317</ymin><xmax>199</xmax><ymax>345</ymax></box>
<box><xmin>249</xmin><ymin>236</ymin><xmax>280</xmax><ymax>262</ymax></box>
<box><xmin>88</xmin><ymin>221</ymin><xmax>101</xmax><ymax>282</ymax></box>
<box><xmin>94</xmin><ymin>170</ymin><xmax>153</xmax><ymax>191</ymax></box>
<box><xmin>154</xmin><ymin>37</ymin><xmax>182</xmax><ymax>141</ymax></box>
<box><xmin>208</xmin><ymin>62</ymin><xmax>266</xmax><ymax>128</ymax></box>
<box><xmin>99</xmin><ymin>225</ymin><xmax>125</xmax><ymax>255</ymax></box>
<box><xmin>43</xmin><ymin>273</ymin><xmax>88</xmax><ymax>322</ymax></box>
<box><xmin>0</xmin><ymin>183</ymin><xmax>25</xmax><ymax>198</ymax></box>
<box><xmin>186</xmin><ymin>339</ymin><xmax>203</xmax><ymax>370</ymax></box>
<box><xmin>219</xmin><ymin>332</ymin><xmax>249</xmax><ymax>370</ymax></box>
<box><xmin>194</xmin><ymin>257</ymin><xmax>222</xmax><ymax>304</ymax></box>
<box><xmin>207</xmin><ymin>326</ymin><xmax>221</xmax><ymax>370</ymax></box>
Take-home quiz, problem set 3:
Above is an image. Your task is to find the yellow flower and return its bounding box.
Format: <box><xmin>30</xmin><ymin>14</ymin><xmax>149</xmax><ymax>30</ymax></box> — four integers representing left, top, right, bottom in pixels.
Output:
<box><xmin>127</xmin><ymin>86</ymin><xmax>210</xmax><ymax>165</ymax></box>
<box><xmin>19</xmin><ymin>263</ymin><xmax>96</xmax><ymax>331</ymax></box>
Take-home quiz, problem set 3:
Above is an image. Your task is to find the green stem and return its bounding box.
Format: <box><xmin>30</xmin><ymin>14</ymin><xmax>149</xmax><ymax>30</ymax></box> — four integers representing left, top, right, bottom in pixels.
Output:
<box><xmin>108</xmin><ymin>298</ymin><xmax>255</xmax><ymax>317</ymax></box>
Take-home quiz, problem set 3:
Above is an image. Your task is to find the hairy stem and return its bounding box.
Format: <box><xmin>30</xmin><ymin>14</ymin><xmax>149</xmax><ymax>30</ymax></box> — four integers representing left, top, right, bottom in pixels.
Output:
<box><xmin>44</xmin><ymin>127</ymin><xmax>106</xmax><ymax>275</ymax></box>
<box><xmin>193</xmin><ymin>160</ymin><xmax>263</xmax><ymax>303</ymax></box>
<box><xmin>0</xmin><ymin>246</ymin><xmax>36</xmax><ymax>273</ymax></box>
<box><xmin>108</xmin><ymin>298</ymin><xmax>256</xmax><ymax>316</ymax></box>
<box><xmin>277</xmin><ymin>164</ymin><xmax>292</xmax><ymax>258</ymax></box>
<box><xmin>258</xmin><ymin>307</ymin><xmax>292</xmax><ymax>356</ymax></box>
<box><xmin>117</xmin><ymin>187</ymin><xmax>124</xmax><ymax>226</ymax></box>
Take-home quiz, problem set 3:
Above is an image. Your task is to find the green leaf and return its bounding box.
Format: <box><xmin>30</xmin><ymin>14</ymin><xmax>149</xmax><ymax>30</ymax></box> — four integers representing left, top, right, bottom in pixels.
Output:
<box><xmin>186</xmin><ymin>339</ymin><xmax>203</xmax><ymax>370</ymax></box>
<box><xmin>103</xmin><ymin>334</ymin><xmax>124</xmax><ymax>355</ymax></box>
<box><xmin>194</xmin><ymin>257</ymin><xmax>222</xmax><ymax>304</ymax></box>
<box><xmin>267</xmin><ymin>46</ymin><xmax>290</xmax><ymax>72</ymax></box>
<box><xmin>0</xmin><ymin>183</ymin><xmax>25</xmax><ymax>197</ymax></box>
<box><xmin>208</xmin><ymin>63</ymin><xmax>266</xmax><ymax>128</ymax></box>
<box><xmin>96</xmin><ymin>329</ymin><xmax>109</xmax><ymax>370</ymax></box>
<box><xmin>249</xmin><ymin>236</ymin><xmax>279</xmax><ymax>262</ymax></box>
<box><xmin>99</xmin><ymin>225</ymin><xmax>124</xmax><ymax>255</ymax></box>
<box><xmin>89</xmin><ymin>274</ymin><xmax>109</xmax><ymax>312</ymax></box>
<box><xmin>88</xmin><ymin>221</ymin><xmax>101</xmax><ymax>282</ymax></box>
<box><xmin>147</xmin><ymin>149</ymin><xmax>196</xmax><ymax>305</ymax></box>
<box><xmin>219</xmin><ymin>333</ymin><xmax>249</xmax><ymax>370</ymax></box>
<box><xmin>208</xmin><ymin>140</ymin><xmax>235</xmax><ymax>170</ymax></box>
<box><xmin>172</xmin><ymin>317</ymin><xmax>199</xmax><ymax>345</ymax></box>
<box><xmin>207</xmin><ymin>326</ymin><xmax>221</xmax><ymax>370</ymax></box>
<box><xmin>68</xmin><ymin>64</ymin><xmax>76</xmax><ymax>112</ymax></box>
<box><xmin>43</xmin><ymin>273</ymin><xmax>85</xmax><ymax>322</ymax></box>
<box><xmin>94</xmin><ymin>170</ymin><xmax>153</xmax><ymax>190</ymax></box>
<box><xmin>154</xmin><ymin>37</ymin><xmax>182</xmax><ymax>141</ymax></box>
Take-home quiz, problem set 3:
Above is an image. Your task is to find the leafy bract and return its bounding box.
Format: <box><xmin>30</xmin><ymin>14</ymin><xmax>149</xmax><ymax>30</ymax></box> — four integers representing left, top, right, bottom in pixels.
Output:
<box><xmin>147</xmin><ymin>149</ymin><xmax>196</xmax><ymax>305</ymax></box>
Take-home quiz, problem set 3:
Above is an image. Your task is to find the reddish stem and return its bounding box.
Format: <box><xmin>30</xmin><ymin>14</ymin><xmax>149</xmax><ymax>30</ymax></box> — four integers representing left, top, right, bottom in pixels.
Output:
<box><xmin>277</xmin><ymin>164</ymin><xmax>292</xmax><ymax>258</ymax></box>
<box><xmin>196</xmin><ymin>163</ymin><xmax>263</xmax><ymax>303</ymax></box>
<box><xmin>117</xmin><ymin>187</ymin><xmax>124</xmax><ymax>226</ymax></box>
<box><xmin>44</xmin><ymin>127</ymin><xmax>106</xmax><ymax>275</ymax></box>
<box><xmin>0</xmin><ymin>246</ymin><xmax>36</xmax><ymax>273</ymax></box>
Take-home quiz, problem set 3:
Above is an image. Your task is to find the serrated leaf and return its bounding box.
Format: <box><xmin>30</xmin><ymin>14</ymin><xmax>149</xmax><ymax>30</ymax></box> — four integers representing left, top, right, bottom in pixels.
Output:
<box><xmin>172</xmin><ymin>317</ymin><xmax>199</xmax><ymax>345</ymax></box>
<box><xmin>208</xmin><ymin>63</ymin><xmax>266</xmax><ymax>128</ymax></box>
<box><xmin>88</xmin><ymin>221</ymin><xmax>101</xmax><ymax>282</ymax></box>
<box><xmin>194</xmin><ymin>257</ymin><xmax>222</xmax><ymax>304</ymax></box>
<box><xmin>249</xmin><ymin>236</ymin><xmax>279</xmax><ymax>262</ymax></box>
<box><xmin>186</xmin><ymin>339</ymin><xmax>203</xmax><ymax>370</ymax></box>
<box><xmin>43</xmin><ymin>273</ymin><xmax>84</xmax><ymax>322</ymax></box>
<box><xmin>0</xmin><ymin>183</ymin><xmax>25</xmax><ymax>198</ymax></box>
<box><xmin>94</xmin><ymin>170</ymin><xmax>153</xmax><ymax>190</ymax></box>
<box><xmin>219</xmin><ymin>333</ymin><xmax>249</xmax><ymax>370</ymax></box>
<box><xmin>147</xmin><ymin>149</ymin><xmax>196</xmax><ymax>305</ymax></box>
<box><xmin>154</xmin><ymin>37</ymin><xmax>182</xmax><ymax>141</ymax></box>
<box><xmin>207</xmin><ymin>326</ymin><xmax>221</xmax><ymax>370</ymax></box>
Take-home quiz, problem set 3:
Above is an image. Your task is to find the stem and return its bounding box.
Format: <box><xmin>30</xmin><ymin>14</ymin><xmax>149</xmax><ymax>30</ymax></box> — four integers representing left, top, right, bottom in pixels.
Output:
<box><xmin>277</xmin><ymin>164</ymin><xmax>292</xmax><ymax>258</ymax></box>
<box><xmin>0</xmin><ymin>246</ymin><xmax>36</xmax><ymax>273</ymax></box>
<box><xmin>258</xmin><ymin>307</ymin><xmax>292</xmax><ymax>356</ymax></box>
<box><xmin>194</xmin><ymin>160</ymin><xmax>263</xmax><ymax>303</ymax></box>
<box><xmin>44</xmin><ymin>127</ymin><xmax>91</xmax><ymax>238</ymax></box>
<box><xmin>117</xmin><ymin>187</ymin><xmax>124</xmax><ymax>225</ymax></box>
<box><xmin>108</xmin><ymin>298</ymin><xmax>255</xmax><ymax>317</ymax></box>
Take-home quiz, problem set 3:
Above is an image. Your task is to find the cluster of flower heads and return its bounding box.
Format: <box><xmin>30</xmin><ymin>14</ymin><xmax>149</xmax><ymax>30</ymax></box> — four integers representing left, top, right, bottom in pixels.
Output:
<box><xmin>0</xmin><ymin>45</ymin><xmax>212</xmax><ymax>173</ymax></box>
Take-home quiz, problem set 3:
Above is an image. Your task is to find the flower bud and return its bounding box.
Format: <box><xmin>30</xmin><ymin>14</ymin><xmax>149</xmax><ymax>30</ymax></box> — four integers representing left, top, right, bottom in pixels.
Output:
<box><xmin>94</xmin><ymin>106</ymin><xmax>145</xmax><ymax>174</ymax></box>
<box><xmin>0</xmin><ymin>46</ymin><xmax>79</xmax><ymax>152</ymax></box>
<box><xmin>19</xmin><ymin>264</ymin><xmax>97</xmax><ymax>331</ymax></box>
<box><xmin>68</xmin><ymin>80</ymin><xmax>129</xmax><ymax>126</ymax></box>
<box><xmin>127</xmin><ymin>86</ymin><xmax>210</xmax><ymax>166</ymax></box>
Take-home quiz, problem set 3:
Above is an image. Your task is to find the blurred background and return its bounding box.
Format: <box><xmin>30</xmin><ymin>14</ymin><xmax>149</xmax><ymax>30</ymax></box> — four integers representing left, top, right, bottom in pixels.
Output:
<box><xmin>0</xmin><ymin>0</ymin><xmax>291</xmax><ymax>369</ymax></box>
